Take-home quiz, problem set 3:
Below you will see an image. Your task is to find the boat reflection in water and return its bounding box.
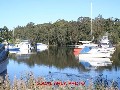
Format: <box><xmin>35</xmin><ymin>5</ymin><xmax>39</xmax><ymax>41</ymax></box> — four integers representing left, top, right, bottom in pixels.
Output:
<box><xmin>9</xmin><ymin>45</ymin><xmax>49</xmax><ymax>60</ymax></box>
<box><xmin>79</xmin><ymin>58</ymin><xmax>112</xmax><ymax>70</ymax></box>
<box><xmin>14</xmin><ymin>49</ymin><xmax>35</xmax><ymax>60</ymax></box>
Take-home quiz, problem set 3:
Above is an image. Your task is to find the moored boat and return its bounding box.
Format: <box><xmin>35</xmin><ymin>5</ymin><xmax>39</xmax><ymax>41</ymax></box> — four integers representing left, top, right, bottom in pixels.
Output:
<box><xmin>74</xmin><ymin>33</ymin><xmax>116</xmax><ymax>57</ymax></box>
<box><xmin>79</xmin><ymin>46</ymin><xmax>111</xmax><ymax>58</ymax></box>
<box><xmin>5</xmin><ymin>44</ymin><xmax>20</xmax><ymax>53</ymax></box>
<box><xmin>15</xmin><ymin>40</ymin><xmax>32</xmax><ymax>51</ymax></box>
<box><xmin>36</xmin><ymin>43</ymin><xmax>48</xmax><ymax>51</ymax></box>
<box><xmin>98</xmin><ymin>33</ymin><xmax>116</xmax><ymax>54</ymax></box>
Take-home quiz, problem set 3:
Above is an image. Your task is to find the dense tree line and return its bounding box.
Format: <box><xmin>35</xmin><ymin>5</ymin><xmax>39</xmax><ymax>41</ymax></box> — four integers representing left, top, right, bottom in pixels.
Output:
<box><xmin>0</xmin><ymin>26</ymin><xmax>9</xmax><ymax>42</ymax></box>
<box><xmin>1</xmin><ymin>15</ymin><xmax>120</xmax><ymax>46</ymax></box>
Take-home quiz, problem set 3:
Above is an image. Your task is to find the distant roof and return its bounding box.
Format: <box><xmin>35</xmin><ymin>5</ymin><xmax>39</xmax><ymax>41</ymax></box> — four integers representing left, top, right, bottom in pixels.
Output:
<box><xmin>79</xmin><ymin>41</ymin><xmax>92</xmax><ymax>43</ymax></box>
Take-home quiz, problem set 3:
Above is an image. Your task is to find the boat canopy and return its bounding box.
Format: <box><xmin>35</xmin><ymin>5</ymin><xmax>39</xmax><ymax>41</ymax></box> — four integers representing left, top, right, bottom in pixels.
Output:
<box><xmin>80</xmin><ymin>46</ymin><xmax>91</xmax><ymax>54</ymax></box>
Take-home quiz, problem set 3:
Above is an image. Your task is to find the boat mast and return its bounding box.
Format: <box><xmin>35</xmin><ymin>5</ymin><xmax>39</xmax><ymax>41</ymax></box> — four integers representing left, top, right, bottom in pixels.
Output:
<box><xmin>90</xmin><ymin>2</ymin><xmax>92</xmax><ymax>35</ymax></box>
<box><xmin>13</xmin><ymin>29</ymin><xmax>14</xmax><ymax>38</ymax></box>
<box><xmin>13</xmin><ymin>29</ymin><xmax>15</xmax><ymax>44</ymax></box>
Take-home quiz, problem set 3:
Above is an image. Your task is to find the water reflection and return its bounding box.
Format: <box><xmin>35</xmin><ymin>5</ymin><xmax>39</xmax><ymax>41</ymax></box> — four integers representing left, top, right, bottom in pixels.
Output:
<box><xmin>9</xmin><ymin>47</ymin><xmax>79</xmax><ymax>69</ymax></box>
<box><xmin>9</xmin><ymin>46</ymin><xmax>120</xmax><ymax>71</ymax></box>
<box><xmin>111</xmin><ymin>46</ymin><xmax>120</xmax><ymax>66</ymax></box>
<box><xmin>7</xmin><ymin>46</ymin><xmax>120</xmax><ymax>82</ymax></box>
<box><xmin>79</xmin><ymin>58</ymin><xmax>112</xmax><ymax>70</ymax></box>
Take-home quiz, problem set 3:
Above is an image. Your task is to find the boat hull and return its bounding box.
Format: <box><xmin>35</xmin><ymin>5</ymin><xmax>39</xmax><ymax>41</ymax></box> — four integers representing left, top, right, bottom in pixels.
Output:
<box><xmin>79</xmin><ymin>53</ymin><xmax>111</xmax><ymax>58</ymax></box>
<box><xmin>0</xmin><ymin>59</ymin><xmax>9</xmax><ymax>74</ymax></box>
<box><xmin>73</xmin><ymin>48</ymin><xmax>82</xmax><ymax>56</ymax></box>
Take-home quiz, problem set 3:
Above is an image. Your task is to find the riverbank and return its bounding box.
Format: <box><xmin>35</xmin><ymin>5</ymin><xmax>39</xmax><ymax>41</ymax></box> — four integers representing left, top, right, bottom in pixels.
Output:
<box><xmin>0</xmin><ymin>73</ymin><xmax>119</xmax><ymax>90</ymax></box>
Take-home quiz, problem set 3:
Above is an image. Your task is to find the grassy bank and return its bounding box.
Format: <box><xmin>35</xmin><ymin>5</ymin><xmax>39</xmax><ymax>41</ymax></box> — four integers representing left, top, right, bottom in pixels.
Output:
<box><xmin>0</xmin><ymin>72</ymin><xmax>119</xmax><ymax>90</ymax></box>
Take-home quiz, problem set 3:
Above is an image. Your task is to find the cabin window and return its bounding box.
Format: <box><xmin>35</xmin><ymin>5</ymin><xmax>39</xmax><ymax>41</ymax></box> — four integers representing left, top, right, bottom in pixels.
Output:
<box><xmin>101</xmin><ymin>43</ymin><xmax>107</xmax><ymax>45</ymax></box>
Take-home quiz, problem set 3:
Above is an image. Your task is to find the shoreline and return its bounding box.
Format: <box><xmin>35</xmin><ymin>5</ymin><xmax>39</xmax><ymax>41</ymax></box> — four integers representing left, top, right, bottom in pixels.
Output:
<box><xmin>0</xmin><ymin>73</ymin><xmax>119</xmax><ymax>90</ymax></box>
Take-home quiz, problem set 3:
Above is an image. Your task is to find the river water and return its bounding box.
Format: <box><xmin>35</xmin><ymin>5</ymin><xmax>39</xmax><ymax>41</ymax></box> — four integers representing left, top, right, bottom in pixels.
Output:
<box><xmin>1</xmin><ymin>46</ymin><xmax>120</xmax><ymax>86</ymax></box>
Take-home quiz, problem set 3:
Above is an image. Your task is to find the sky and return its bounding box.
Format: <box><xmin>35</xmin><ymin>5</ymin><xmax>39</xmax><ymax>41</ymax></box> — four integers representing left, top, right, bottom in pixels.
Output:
<box><xmin>0</xmin><ymin>0</ymin><xmax>120</xmax><ymax>30</ymax></box>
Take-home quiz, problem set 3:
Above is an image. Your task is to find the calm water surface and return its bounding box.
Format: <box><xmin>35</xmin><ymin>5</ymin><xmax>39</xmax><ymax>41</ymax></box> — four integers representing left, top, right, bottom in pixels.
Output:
<box><xmin>2</xmin><ymin>46</ymin><xmax>120</xmax><ymax>83</ymax></box>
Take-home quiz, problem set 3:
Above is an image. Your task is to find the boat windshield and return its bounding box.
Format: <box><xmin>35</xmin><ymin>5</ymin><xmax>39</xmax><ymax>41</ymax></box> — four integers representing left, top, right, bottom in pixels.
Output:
<box><xmin>101</xmin><ymin>43</ymin><xmax>108</xmax><ymax>45</ymax></box>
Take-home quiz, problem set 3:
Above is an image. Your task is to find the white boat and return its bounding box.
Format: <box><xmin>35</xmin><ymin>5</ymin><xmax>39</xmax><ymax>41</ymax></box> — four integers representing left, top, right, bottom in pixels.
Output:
<box><xmin>88</xmin><ymin>46</ymin><xmax>115</xmax><ymax>55</ymax></box>
<box><xmin>79</xmin><ymin>46</ymin><xmax>111</xmax><ymax>58</ymax></box>
<box><xmin>15</xmin><ymin>40</ymin><xmax>32</xmax><ymax>51</ymax></box>
<box><xmin>97</xmin><ymin>47</ymin><xmax>115</xmax><ymax>54</ymax></box>
<box><xmin>75</xmin><ymin>32</ymin><xmax>115</xmax><ymax>53</ymax></box>
<box><xmin>98</xmin><ymin>33</ymin><xmax>116</xmax><ymax>54</ymax></box>
<box><xmin>99</xmin><ymin>34</ymin><xmax>109</xmax><ymax>48</ymax></box>
<box><xmin>5</xmin><ymin>44</ymin><xmax>20</xmax><ymax>53</ymax></box>
<box><xmin>36</xmin><ymin>43</ymin><xmax>48</xmax><ymax>51</ymax></box>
